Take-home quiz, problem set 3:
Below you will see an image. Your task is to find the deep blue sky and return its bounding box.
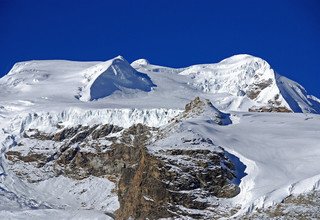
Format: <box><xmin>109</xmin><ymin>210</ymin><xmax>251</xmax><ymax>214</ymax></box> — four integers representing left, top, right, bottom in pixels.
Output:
<box><xmin>1</xmin><ymin>0</ymin><xmax>319</xmax><ymax>97</ymax></box>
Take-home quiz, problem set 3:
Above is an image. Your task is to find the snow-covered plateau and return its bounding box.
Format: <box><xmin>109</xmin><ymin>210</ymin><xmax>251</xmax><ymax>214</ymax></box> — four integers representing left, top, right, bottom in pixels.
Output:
<box><xmin>0</xmin><ymin>54</ymin><xmax>319</xmax><ymax>219</ymax></box>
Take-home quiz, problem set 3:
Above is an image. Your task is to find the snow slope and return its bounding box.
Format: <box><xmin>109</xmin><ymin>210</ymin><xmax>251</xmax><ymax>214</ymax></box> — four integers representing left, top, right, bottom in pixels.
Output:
<box><xmin>0</xmin><ymin>56</ymin><xmax>155</xmax><ymax>109</ymax></box>
<box><xmin>0</xmin><ymin>54</ymin><xmax>319</xmax><ymax>113</ymax></box>
<box><xmin>198</xmin><ymin>111</ymin><xmax>320</xmax><ymax>215</ymax></box>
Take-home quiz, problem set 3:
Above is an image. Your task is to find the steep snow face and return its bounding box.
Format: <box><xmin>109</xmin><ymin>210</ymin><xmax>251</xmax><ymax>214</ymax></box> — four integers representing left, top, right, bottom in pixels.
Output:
<box><xmin>130</xmin><ymin>54</ymin><xmax>320</xmax><ymax>113</ymax></box>
<box><xmin>79</xmin><ymin>56</ymin><xmax>155</xmax><ymax>101</ymax></box>
<box><xmin>276</xmin><ymin>74</ymin><xmax>320</xmax><ymax>113</ymax></box>
<box><xmin>179</xmin><ymin>54</ymin><xmax>274</xmax><ymax>95</ymax></box>
<box><xmin>177</xmin><ymin>54</ymin><xmax>318</xmax><ymax>113</ymax></box>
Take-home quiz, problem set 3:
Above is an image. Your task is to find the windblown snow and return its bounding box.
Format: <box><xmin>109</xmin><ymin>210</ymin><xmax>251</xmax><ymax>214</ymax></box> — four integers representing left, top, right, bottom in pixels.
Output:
<box><xmin>0</xmin><ymin>54</ymin><xmax>320</xmax><ymax>219</ymax></box>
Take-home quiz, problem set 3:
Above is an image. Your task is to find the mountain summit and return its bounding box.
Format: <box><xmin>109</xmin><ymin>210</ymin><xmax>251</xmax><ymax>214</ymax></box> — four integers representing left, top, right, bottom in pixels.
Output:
<box><xmin>0</xmin><ymin>54</ymin><xmax>319</xmax><ymax>114</ymax></box>
<box><xmin>79</xmin><ymin>56</ymin><xmax>155</xmax><ymax>101</ymax></box>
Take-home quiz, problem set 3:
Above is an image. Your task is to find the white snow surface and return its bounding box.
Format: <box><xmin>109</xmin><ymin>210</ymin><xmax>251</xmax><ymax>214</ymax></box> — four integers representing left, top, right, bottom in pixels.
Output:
<box><xmin>0</xmin><ymin>210</ymin><xmax>113</xmax><ymax>220</ymax></box>
<box><xmin>0</xmin><ymin>54</ymin><xmax>320</xmax><ymax>218</ymax></box>
<box><xmin>1</xmin><ymin>54</ymin><xmax>319</xmax><ymax>113</ymax></box>
<box><xmin>208</xmin><ymin>112</ymin><xmax>320</xmax><ymax>215</ymax></box>
<box><xmin>0</xmin><ymin>162</ymin><xmax>117</xmax><ymax>219</ymax></box>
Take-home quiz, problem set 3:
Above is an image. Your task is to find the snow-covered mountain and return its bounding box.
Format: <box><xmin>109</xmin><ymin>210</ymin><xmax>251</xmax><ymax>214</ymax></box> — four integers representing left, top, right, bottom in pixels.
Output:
<box><xmin>133</xmin><ymin>54</ymin><xmax>320</xmax><ymax>113</ymax></box>
<box><xmin>0</xmin><ymin>54</ymin><xmax>320</xmax><ymax>219</ymax></box>
<box><xmin>1</xmin><ymin>54</ymin><xmax>319</xmax><ymax>114</ymax></box>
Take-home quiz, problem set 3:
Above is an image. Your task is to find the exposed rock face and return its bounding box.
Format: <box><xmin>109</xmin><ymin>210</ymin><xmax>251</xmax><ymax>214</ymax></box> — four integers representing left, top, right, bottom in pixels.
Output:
<box><xmin>245</xmin><ymin>191</ymin><xmax>320</xmax><ymax>219</ymax></box>
<box><xmin>182</xmin><ymin>96</ymin><xmax>231</xmax><ymax>125</ymax></box>
<box><xmin>247</xmin><ymin>79</ymin><xmax>273</xmax><ymax>100</ymax></box>
<box><xmin>116</xmin><ymin>147</ymin><xmax>171</xmax><ymax>219</ymax></box>
<box><xmin>248</xmin><ymin>93</ymin><xmax>292</xmax><ymax>113</ymax></box>
<box><xmin>249</xmin><ymin>106</ymin><xmax>292</xmax><ymax>113</ymax></box>
<box><xmin>6</xmin><ymin>151</ymin><xmax>47</xmax><ymax>167</ymax></box>
<box><xmin>116</xmin><ymin>143</ymin><xmax>239</xmax><ymax>219</ymax></box>
<box><xmin>116</xmin><ymin>98</ymin><xmax>239</xmax><ymax>219</ymax></box>
<box><xmin>5</xmin><ymin>98</ymin><xmax>241</xmax><ymax>219</ymax></box>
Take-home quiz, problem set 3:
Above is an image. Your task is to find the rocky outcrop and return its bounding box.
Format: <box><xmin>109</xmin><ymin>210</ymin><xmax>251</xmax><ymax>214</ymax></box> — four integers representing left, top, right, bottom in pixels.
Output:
<box><xmin>116</xmin><ymin>146</ymin><xmax>171</xmax><ymax>219</ymax></box>
<box><xmin>116</xmin><ymin>98</ymin><xmax>239</xmax><ymax>219</ymax></box>
<box><xmin>116</xmin><ymin>145</ymin><xmax>239</xmax><ymax>219</ymax></box>
<box><xmin>6</xmin><ymin>151</ymin><xmax>47</xmax><ymax>168</ymax></box>
<box><xmin>181</xmin><ymin>96</ymin><xmax>231</xmax><ymax>125</ymax></box>
<box><xmin>248</xmin><ymin>93</ymin><xmax>292</xmax><ymax>112</ymax></box>
<box><xmin>246</xmin><ymin>191</ymin><xmax>320</xmax><ymax>219</ymax></box>
<box><xmin>247</xmin><ymin>79</ymin><xmax>273</xmax><ymax>100</ymax></box>
<box><xmin>249</xmin><ymin>106</ymin><xmax>292</xmax><ymax>113</ymax></box>
<box><xmin>5</xmin><ymin>98</ymin><xmax>241</xmax><ymax>219</ymax></box>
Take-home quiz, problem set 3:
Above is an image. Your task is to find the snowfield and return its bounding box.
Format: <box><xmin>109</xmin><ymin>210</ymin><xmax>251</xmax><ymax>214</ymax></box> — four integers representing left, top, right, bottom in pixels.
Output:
<box><xmin>1</xmin><ymin>54</ymin><xmax>319</xmax><ymax>112</ymax></box>
<box><xmin>206</xmin><ymin>112</ymin><xmax>320</xmax><ymax>215</ymax></box>
<box><xmin>0</xmin><ymin>54</ymin><xmax>320</xmax><ymax>219</ymax></box>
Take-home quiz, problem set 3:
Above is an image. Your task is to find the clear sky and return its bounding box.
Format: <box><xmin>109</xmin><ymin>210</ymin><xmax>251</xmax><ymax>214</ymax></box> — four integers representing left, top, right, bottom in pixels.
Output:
<box><xmin>0</xmin><ymin>0</ymin><xmax>319</xmax><ymax>97</ymax></box>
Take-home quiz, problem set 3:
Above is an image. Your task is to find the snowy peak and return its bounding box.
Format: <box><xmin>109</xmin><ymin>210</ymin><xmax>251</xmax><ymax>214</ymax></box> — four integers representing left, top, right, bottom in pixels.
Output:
<box><xmin>131</xmin><ymin>58</ymin><xmax>150</xmax><ymax>67</ymax></box>
<box><xmin>0</xmin><ymin>54</ymin><xmax>319</xmax><ymax>114</ymax></box>
<box><xmin>148</xmin><ymin>54</ymin><xmax>319</xmax><ymax>114</ymax></box>
<box><xmin>79</xmin><ymin>56</ymin><xmax>156</xmax><ymax>101</ymax></box>
<box><xmin>179</xmin><ymin>54</ymin><xmax>276</xmax><ymax>99</ymax></box>
<box><xmin>0</xmin><ymin>56</ymin><xmax>156</xmax><ymax>105</ymax></box>
<box><xmin>219</xmin><ymin>54</ymin><xmax>267</xmax><ymax>65</ymax></box>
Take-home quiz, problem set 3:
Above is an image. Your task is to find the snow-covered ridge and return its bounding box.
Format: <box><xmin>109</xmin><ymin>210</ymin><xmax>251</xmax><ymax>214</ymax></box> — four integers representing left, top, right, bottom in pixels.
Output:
<box><xmin>9</xmin><ymin>108</ymin><xmax>182</xmax><ymax>134</ymax></box>
<box><xmin>0</xmin><ymin>54</ymin><xmax>319</xmax><ymax>114</ymax></box>
<box><xmin>276</xmin><ymin>74</ymin><xmax>320</xmax><ymax>113</ymax></box>
<box><xmin>175</xmin><ymin>54</ymin><xmax>319</xmax><ymax>113</ymax></box>
<box><xmin>130</xmin><ymin>54</ymin><xmax>320</xmax><ymax>113</ymax></box>
<box><xmin>0</xmin><ymin>56</ymin><xmax>156</xmax><ymax>104</ymax></box>
<box><xmin>79</xmin><ymin>56</ymin><xmax>156</xmax><ymax>101</ymax></box>
<box><xmin>179</xmin><ymin>55</ymin><xmax>273</xmax><ymax>95</ymax></box>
